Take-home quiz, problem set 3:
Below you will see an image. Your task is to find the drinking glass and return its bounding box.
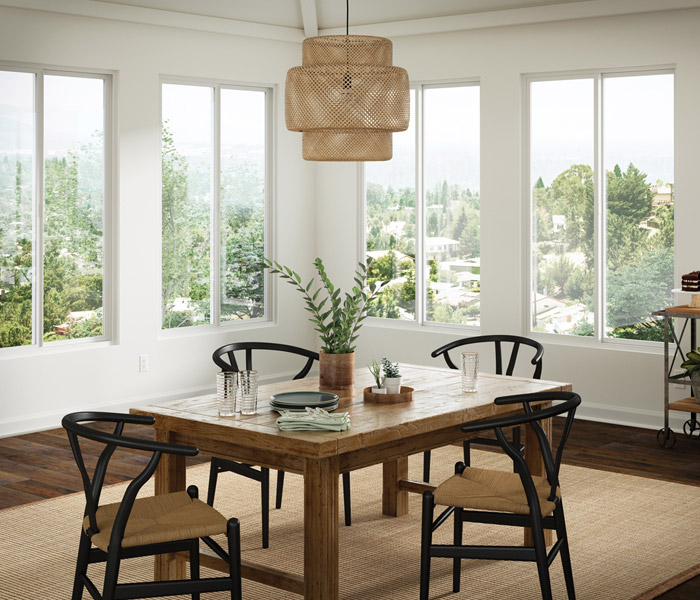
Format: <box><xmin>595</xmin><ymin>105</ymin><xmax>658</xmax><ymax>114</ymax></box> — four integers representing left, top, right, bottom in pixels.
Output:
<box><xmin>461</xmin><ymin>352</ymin><xmax>479</xmax><ymax>393</ymax></box>
<box><xmin>238</xmin><ymin>370</ymin><xmax>258</xmax><ymax>415</ymax></box>
<box><xmin>217</xmin><ymin>371</ymin><xmax>238</xmax><ymax>417</ymax></box>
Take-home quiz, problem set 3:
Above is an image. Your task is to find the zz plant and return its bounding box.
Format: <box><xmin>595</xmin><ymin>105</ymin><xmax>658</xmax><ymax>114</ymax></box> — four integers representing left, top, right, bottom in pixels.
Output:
<box><xmin>264</xmin><ymin>257</ymin><xmax>383</xmax><ymax>354</ymax></box>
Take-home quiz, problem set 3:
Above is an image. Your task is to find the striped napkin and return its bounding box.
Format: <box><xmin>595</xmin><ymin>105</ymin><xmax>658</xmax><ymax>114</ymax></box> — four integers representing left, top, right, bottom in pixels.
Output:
<box><xmin>276</xmin><ymin>407</ymin><xmax>351</xmax><ymax>431</ymax></box>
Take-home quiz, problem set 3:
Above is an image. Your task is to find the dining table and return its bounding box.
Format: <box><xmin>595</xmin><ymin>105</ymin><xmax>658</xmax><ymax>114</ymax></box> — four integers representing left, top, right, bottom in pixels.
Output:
<box><xmin>131</xmin><ymin>363</ymin><xmax>572</xmax><ymax>600</ymax></box>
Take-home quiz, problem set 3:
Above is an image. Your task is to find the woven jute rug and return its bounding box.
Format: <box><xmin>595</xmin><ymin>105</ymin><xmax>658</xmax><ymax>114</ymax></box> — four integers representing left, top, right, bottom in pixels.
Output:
<box><xmin>1</xmin><ymin>446</ymin><xmax>699</xmax><ymax>599</ymax></box>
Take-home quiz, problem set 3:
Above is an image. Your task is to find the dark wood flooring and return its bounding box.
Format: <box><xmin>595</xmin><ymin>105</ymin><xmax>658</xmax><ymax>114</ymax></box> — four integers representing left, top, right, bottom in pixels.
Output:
<box><xmin>1</xmin><ymin>418</ymin><xmax>698</xmax><ymax>598</ymax></box>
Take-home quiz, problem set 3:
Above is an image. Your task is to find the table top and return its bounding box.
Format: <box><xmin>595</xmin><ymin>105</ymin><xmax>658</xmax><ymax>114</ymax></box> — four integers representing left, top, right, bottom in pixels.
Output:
<box><xmin>131</xmin><ymin>363</ymin><xmax>570</xmax><ymax>459</ymax></box>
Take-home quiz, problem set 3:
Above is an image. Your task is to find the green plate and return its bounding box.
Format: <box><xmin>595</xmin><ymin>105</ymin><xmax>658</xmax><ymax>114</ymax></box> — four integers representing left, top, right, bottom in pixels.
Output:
<box><xmin>269</xmin><ymin>391</ymin><xmax>339</xmax><ymax>408</ymax></box>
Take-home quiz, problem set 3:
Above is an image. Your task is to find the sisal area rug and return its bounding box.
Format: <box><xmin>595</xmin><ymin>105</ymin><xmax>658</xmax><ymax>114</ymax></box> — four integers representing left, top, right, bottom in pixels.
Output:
<box><xmin>1</xmin><ymin>446</ymin><xmax>699</xmax><ymax>599</ymax></box>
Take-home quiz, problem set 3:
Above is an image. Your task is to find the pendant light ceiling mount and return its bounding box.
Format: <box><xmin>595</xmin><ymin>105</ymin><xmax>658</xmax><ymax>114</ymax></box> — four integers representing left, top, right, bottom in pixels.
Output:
<box><xmin>285</xmin><ymin>0</ymin><xmax>410</xmax><ymax>162</ymax></box>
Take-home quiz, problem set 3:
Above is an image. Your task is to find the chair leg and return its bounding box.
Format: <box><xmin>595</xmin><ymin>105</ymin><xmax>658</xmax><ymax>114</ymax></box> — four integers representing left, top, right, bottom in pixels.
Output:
<box><xmin>554</xmin><ymin>503</ymin><xmax>576</xmax><ymax>599</ymax></box>
<box><xmin>71</xmin><ymin>530</ymin><xmax>91</xmax><ymax>600</ymax></box>
<box><xmin>261</xmin><ymin>467</ymin><xmax>270</xmax><ymax>549</ymax></box>
<box><xmin>275</xmin><ymin>470</ymin><xmax>285</xmax><ymax>509</ymax></box>
<box><xmin>452</xmin><ymin>507</ymin><xmax>463</xmax><ymax>593</ymax></box>
<box><xmin>531</xmin><ymin>516</ymin><xmax>553</xmax><ymax>600</ymax></box>
<box><xmin>462</xmin><ymin>440</ymin><xmax>471</xmax><ymax>466</ymax></box>
<box><xmin>512</xmin><ymin>427</ymin><xmax>522</xmax><ymax>474</ymax></box>
<box><xmin>207</xmin><ymin>459</ymin><xmax>219</xmax><ymax>506</ymax></box>
<box><xmin>420</xmin><ymin>492</ymin><xmax>435</xmax><ymax>600</ymax></box>
<box><xmin>227</xmin><ymin>518</ymin><xmax>242</xmax><ymax>600</ymax></box>
<box><xmin>101</xmin><ymin>551</ymin><xmax>121</xmax><ymax>600</ymax></box>
<box><xmin>342</xmin><ymin>472</ymin><xmax>352</xmax><ymax>526</ymax></box>
<box><xmin>423</xmin><ymin>450</ymin><xmax>431</xmax><ymax>482</ymax></box>
<box><xmin>190</xmin><ymin>538</ymin><xmax>200</xmax><ymax>600</ymax></box>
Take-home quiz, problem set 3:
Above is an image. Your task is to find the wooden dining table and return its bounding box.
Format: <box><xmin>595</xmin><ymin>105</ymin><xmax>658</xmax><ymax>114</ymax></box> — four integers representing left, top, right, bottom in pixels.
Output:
<box><xmin>131</xmin><ymin>363</ymin><xmax>572</xmax><ymax>600</ymax></box>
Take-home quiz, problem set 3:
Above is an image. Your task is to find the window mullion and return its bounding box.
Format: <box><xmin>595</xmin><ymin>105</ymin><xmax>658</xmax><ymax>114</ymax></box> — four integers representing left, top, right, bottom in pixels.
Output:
<box><xmin>593</xmin><ymin>73</ymin><xmax>604</xmax><ymax>342</ymax></box>
<box><xmin>34</xmin><ymin>70</ymin><xmax>45</xmax><ymax>348</ymax></box>
<box><xmin>212</xmin><ymin>84</ymin><xmax>221</xmax><ymax>327</ymax></box>
<box><xmin>415</xmin><ymin>86</ymin><xmax>425</xmax><ymax>325</ymax></box>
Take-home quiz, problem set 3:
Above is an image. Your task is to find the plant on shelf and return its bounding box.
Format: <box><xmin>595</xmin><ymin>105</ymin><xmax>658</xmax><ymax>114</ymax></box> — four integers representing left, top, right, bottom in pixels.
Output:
<box><xmin>681</xmin><ymin>348</ymin><xmax>700</xmax><ymax>402</ymax></box>
<box><xmin>381</xmin><ymin>357</ymin><xmax>402</xmax><ymax>394</ymax></box>
<box><xmin>263</xmin><ymin>257</ymin><xmax>384</xmax><ymax>389</ymax></box>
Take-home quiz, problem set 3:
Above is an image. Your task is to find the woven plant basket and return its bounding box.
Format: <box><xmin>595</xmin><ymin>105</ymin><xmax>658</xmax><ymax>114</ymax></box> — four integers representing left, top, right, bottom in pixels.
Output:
<box><xmin>286</xmin><ymin>35</ymin><xmax>409</xmax><ymax>161</ymax></box>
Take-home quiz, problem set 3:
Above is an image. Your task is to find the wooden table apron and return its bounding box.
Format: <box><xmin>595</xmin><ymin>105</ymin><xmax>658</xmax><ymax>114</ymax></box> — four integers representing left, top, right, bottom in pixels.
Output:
<box><xmin>131</xmin><ymin>364</ymin><xmax>572</xmax><ymax>600</ymax></box>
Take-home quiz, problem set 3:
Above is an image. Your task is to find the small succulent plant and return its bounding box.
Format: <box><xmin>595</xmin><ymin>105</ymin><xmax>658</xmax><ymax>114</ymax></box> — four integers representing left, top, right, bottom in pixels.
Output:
<box><xmin>381</xmin><ymin>357</ymin><xmax>400</xmax><ymax>379</ymax></box>
<box><xmin>681</xmin><ymin>348</ymin><xmax>700</xmax><ymax>375</ymax></box>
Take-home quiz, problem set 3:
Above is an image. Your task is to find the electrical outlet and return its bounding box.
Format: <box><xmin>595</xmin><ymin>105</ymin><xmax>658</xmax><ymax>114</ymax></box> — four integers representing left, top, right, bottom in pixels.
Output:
<box><xmin>139</xmin><ymin>354</ymin><xmax>149</xmax><ymax>373</ymax></box>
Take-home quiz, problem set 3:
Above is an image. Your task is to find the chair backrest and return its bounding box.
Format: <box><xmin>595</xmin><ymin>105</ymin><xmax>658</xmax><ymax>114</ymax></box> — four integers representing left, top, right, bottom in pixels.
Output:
<box><xmin>212</xmin><ymin>342</ymin><xmax>319</xmax><ymax>380</ymax></box>
<box><xmin>461</xmin><ymin>391</ymin><xmax>581</xmax><ymax>513</ymax></box>
<box><xmin>431</xmin><ymin>334</ymin><xmax>544</xmax><ymax>379</ymax></box>
<box><xmin>62</xmin><ymin>412</ymin><xmax>198</xmax><ymax>549</ymax></box>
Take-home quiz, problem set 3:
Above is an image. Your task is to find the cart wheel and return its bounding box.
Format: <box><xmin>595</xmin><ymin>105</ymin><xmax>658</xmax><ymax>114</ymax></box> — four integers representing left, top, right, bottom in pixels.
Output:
<box><xmin>683</xmin><ymin>420</ymin><xmax>700</xmax><ymax>439</ymax></box>
<box><xmin>657</xmin><ymin>427</ymin><xmax>676</xmax><ymax>448</ymax></box>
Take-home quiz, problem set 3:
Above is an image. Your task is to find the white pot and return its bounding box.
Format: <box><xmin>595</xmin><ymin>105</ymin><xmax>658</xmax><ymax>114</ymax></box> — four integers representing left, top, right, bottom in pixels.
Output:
<box><xmin>371</xmin><ymin>386</ymin><xmax>386</xmax><ymax>394</ymax></box>
<box><xmin>383</xmin><ymin>377</ymin><xmax>402</xmax><ymax>394</ymax></box>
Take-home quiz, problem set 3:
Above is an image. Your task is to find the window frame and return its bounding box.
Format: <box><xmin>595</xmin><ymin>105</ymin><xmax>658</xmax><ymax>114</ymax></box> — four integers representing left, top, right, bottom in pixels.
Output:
<box><xmin>159</xmin><ymin>76</ymin><xmax>273</xmax><ymax>336</ymax></box>
<box><xmin>523</xmin><ymin>65</ymin><xmax>675</xmax><ymax>350</ymax></box>
<box><xmin>0</xmin><ymin>62</ymin><xmax>115</xmax><ymax>354</ymax></box>
<box><xmin>359</xmin><ymin>78</ymin><xmax>482</xmax><ymax>332</ymax></box>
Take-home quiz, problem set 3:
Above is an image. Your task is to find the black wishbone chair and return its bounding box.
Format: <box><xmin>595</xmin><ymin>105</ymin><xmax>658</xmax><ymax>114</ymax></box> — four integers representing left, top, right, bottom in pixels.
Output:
<box><xmin>208</xmin><ymin>342</ymin><xmax>353</xmax><ymax>550</ymax></box>
<box><xmin>62</xmin><ymin>412</ymin><xmax>241</xmax><ymax>600</ymax></box>
<box><xmin>420</xmin><ymin>391</ymin><xmax>581</xmax><ymax>600</ymax></box>
<box><xmin>426</xmin><ymin>334</ymin><xmax>545</xmax><ymax>482</ymax></box>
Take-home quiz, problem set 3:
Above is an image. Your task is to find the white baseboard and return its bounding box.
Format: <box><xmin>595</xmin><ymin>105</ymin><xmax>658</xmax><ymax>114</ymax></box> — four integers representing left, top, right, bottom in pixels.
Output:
<box><xmin>0</xmin><ymin>369</ymin><xmax>306</xmax><ymax>438</ymax></box>
<box><xmin>575</xmin><ymin>401</ymin><xmax>689</xmax><ymax>432</ymax></box>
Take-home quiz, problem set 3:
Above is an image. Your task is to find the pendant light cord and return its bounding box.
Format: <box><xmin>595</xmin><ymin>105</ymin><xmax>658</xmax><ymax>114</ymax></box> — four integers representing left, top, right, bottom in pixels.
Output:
<box><xmin>346</xmin><ymin>0</ymin><xmax>349</xmax><ymax>35</ymax></box>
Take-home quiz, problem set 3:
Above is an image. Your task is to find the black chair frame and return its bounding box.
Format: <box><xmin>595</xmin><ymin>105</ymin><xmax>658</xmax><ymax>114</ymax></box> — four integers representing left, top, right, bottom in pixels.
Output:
<box><xmin>420</xmin><ymin>391</ymin><xmax>580</xmax><ymax>600</ymax></box>
<box><xmin>208</xmin><ymin>342</ymin><xmax>352</xmax><ymax>549</ymax></box>
<box><xmin>63</xmin><ymin>412</ymin><xmax>241</xmax><ymax>600</ymax></box>
<box><xmin>425</xmin><ymin>334</ymin><xmax>545</xmax><ymax>482</ymax></box>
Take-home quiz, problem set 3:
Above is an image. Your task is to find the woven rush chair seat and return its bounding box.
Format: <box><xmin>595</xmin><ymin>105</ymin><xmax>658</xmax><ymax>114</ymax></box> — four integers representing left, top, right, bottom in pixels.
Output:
<box><xmin>85</xmin><ymin>490</ymin><xmax>228</xmax><ymax>551</ymax></box>
<box><xmin>434</xmin><ymin>467</ymin><xmax>560</xmax><ymax>517</ymax></box>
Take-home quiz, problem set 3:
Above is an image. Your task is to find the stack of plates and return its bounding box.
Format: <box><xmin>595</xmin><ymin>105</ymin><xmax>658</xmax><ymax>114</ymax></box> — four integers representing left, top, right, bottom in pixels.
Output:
<box><xmin>269</xmin><ymin>391</ymin><xmax>339</xmax><ymax>413</ymax></box>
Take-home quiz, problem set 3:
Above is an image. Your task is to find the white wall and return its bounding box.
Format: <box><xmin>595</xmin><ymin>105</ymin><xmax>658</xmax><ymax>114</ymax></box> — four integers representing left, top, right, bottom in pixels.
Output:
<box><xmin>0</xmin><ymin>6</ymin><xmax>318</xmax><ymax>436</ymax></box>
<box><xmin>315</xmin><ymin>8</ymin><xmax>700</xmax><ymax>430</ymax></box>
<box><xmin>2</xmin><ymin>5</ymin><xmax>698</xmax><ymax>436</ymax></box>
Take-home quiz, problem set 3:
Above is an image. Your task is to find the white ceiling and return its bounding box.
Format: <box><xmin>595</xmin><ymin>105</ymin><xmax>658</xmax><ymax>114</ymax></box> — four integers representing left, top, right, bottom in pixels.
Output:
<box><xmin>94</xmin><ymin>0</ymin><xmax>594</xmax><ymax>29</ymax></box>
<box><xmin>5</xmin><ymin>0</ymin><xmax>700</xmax><ymax>40</ymax></box>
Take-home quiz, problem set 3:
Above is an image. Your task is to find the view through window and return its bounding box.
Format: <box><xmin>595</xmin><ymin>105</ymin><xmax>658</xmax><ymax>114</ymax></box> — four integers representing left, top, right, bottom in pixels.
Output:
<box><xmin>529</xmin><ymin>71</ymin><xmax>674</xmax><ymax>341</ymax></box>
<box><xmin>161</xmin><ymin>82</ymin><xmax>268</xmax><ymax>330</ymax></box>
<box><xmin>0</xmin><ymin>68</ymin><xmax>108</xmax><ymax>349</ymax></box>
<box><xmin>365</xmin><ymin>83</ymin><xmax>481</xmax><ymax>326</ymax></box>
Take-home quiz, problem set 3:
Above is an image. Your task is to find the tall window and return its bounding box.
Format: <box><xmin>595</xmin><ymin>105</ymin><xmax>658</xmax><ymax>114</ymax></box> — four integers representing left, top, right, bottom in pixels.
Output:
<box><xmin>365</xmin><ymin>83</ymin><xmax>481</xmax><ymax>326</ymax></box>
<box><xmin>529</xmin><ymin>71</ymin><xmax>674</xmax><ymax>342</ymax></box>
<box><xmin>0</xmin><ymin>67</ymin><xmax>110</xmax><ymax>350</ymax></box>
<box><xmin>161</xmin><ymin>82</ymin><xmax>270</xmax><ymax>330</ymax></box>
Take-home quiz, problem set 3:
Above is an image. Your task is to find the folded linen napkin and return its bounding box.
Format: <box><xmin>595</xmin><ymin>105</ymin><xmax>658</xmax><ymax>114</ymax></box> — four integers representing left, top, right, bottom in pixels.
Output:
<box><xmin>276</xmin><ymin>407</ymin><xmax>351</xmax><ymax>431</ymax></box>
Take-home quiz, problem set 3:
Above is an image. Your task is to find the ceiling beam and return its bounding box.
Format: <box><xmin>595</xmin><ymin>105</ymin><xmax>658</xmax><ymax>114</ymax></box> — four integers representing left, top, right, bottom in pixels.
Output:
<box><xmin>299</xmin><ymin>0</ymin><xmax>318</xmax><ymax>38</ymax></box>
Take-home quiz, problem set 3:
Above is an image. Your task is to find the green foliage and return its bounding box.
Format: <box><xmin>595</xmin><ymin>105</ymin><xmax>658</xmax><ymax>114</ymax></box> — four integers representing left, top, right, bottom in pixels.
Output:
<box><xmin>681</xmin><ymin>349</ymin><xmax>700</xmax><ymax>375</ymax></box>
<box><xmin>264</xmin><ymin>257</ymin><xmax>384</xmax><ymax>354</ymax></box>
<box><xmin>609</xmin><ymin>321</ymin><xmax>664</xmax><ymax>342</ymax></box>
<box><xmin>570</xmin><ymin>321</ymin><xmax>594</xmax><ymax>337</ymax></box>
<box><xmin>367</xmin><ymin>359</ymin><xmax>383</xmax><ymax>388</ymax></box>
<box><xmin>381</xmin><ymin>357</ymin><xmax>400</xmax><ymax>378</ymax></box>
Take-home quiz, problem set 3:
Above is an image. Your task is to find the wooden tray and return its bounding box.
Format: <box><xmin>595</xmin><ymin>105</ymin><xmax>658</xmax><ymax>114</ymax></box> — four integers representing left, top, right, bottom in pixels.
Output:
<box><xmin>665</xmin><ymin>305</ymin><xmax>700</xmax><ymax>315</ymax></box>
<box><xmin>363</xmin><ymin>386</ymin><xmax>413</xmax><ymax>404</ymax></box>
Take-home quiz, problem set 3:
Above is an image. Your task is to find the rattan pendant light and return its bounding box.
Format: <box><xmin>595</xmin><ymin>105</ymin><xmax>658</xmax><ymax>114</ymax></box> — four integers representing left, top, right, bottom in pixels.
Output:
<box><xmin>285</xmin><ymin>0</ymin><xmax>410</xmax><ymax>161</ymax></box>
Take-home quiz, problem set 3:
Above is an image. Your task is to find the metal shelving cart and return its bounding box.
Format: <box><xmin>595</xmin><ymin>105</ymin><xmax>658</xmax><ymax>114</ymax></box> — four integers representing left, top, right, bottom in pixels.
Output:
<box><xmin>652</xmin><ymin>307</ymin><xmax>700</xmax><ymax>448</ymax></box>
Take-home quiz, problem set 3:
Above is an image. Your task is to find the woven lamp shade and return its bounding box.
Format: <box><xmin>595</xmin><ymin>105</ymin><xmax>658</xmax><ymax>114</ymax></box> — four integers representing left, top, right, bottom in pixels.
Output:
<box><xmin>286</xmin><ymin>35</ymin><xmax>410</xmax><ymax>161</ymax></box>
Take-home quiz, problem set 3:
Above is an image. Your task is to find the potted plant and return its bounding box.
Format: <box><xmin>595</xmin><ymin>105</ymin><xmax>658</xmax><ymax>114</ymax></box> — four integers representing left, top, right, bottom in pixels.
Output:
<box><xmin>264</xmin><ymin>257</ymin><xmax>383</xmax><ymax>390</ymax></box>
<box><xmin>681</xmin><ymin>348</ymin><xmax>700</xmax><ymax>403</ymax></box>
<box><xmin>368</xmin><ymin>359</ymin><xmax>385</xmax><ymax>394</ymax></box>
<box><xmin>382</xmin><ymin>357</ymin><xmax>402</xmax><ymax>394</ymax></box>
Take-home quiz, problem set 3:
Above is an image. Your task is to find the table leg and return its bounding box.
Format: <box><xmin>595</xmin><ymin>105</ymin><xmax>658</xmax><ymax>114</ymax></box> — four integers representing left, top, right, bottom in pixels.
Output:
<box><xmin>304</xmin><ymin>456</ymin><xmax>339</xmax><ymax>600</ymax></box>
<box><xmin>154</xmin><ymin>428</ymin><xmax>187</xmax><ymax>581</ymax></box>
<box><xmin>382</xmin><ymin>456</ymin><xmax>409</xmax><ymax>517</ymax></box>
<box><xmin>524</xmin><ymin>411</ymin><xmax>553</xmax><ymax>546</ymax></box>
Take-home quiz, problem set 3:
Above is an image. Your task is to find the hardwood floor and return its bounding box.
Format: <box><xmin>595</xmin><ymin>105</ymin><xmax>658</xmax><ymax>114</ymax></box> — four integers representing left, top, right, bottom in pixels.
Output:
<box><xmin>1</xmin><ymin>418</ymin><xmax>698</xmax><ymax>598</ymax></box>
